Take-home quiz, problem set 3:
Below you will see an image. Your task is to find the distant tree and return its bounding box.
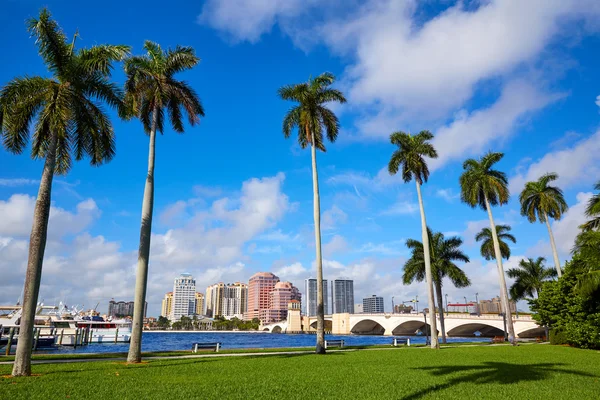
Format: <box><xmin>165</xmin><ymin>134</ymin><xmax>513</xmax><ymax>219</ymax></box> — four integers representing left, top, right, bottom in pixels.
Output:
<box><xmin>519</xmin><ymin>173</ymin><xmax>568</xmax><ymax>277</ymax></box>
<box><xmin>389</xmin><ymin>130</ymin><xmax>440</xmax><ymax>349</ymax></box>
<box><xmin>507</xmin><ymin>257</ymin><xmax>557</xmax><ymax>300</ymax></box>
<box><xmin>278</xmin><ymin>72</ymin><xmax>346</xmax><ymax>354</ymax></box>
<box><xmin>460</xmin><ymin>152</ymin><xmax>516</xmax><ymax>344</ymax></box>
<box><xmin>157</xmin><ymin>316</ymin><xmax>170</xmax><ymax>329</ymax></box>
<box><xmin>580</xmin><ymin>181</ymin><xmax>600</xmax><ymax>232</ymax></box>
<box><xmin>476</xmin><ymin>225</ymin><xmax>516</xmax><ymax>261</ymax></box>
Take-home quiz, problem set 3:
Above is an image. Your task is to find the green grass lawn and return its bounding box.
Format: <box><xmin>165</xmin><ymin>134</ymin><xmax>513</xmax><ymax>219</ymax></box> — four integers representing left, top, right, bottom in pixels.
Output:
<box><xmin>1</xmin><ymin>345</ymin><xmax>598</xmax><ymax>399</ymax></box>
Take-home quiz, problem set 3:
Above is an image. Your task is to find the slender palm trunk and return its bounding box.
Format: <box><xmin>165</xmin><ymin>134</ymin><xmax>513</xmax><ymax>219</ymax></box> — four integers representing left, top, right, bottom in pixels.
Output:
<box><xmin>12</xmin><ymin>132</ymin><xmax>58</xmax><ymax>377</ymax></box>
<box><xmin>435</xmin><ymin>279</ymin><xmax>446</xmax><ymax>344</ymax></box>
<box><xmin>483</xmin><ymin>195</ymin><xmax>516</xmax><ymax>345</ymax></box>
<box><xmin>310</xmin><ymin>136</ymin><xmax>326</xmax><ymax>354</ymax></box>
<box><xmin>415</xmin><ymin>180</ymin><xmax>439</xmax><ymax>349</ymax></box>
<box><xmin>127</xmin><ymin>106</ymin><xmax>158</xmax><ymax>363</ymax></box>
<box><xmin>544</xmin><ymin>212</ymin><xmax>562</xmax><ymax>278</ymax></box>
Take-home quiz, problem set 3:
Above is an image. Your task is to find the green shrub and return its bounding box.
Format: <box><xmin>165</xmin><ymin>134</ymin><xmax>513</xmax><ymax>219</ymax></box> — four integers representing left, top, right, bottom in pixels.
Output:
<box><xmin>549</xmin><ymin>329</ymin><xmax>569</xmax><ymax>345</ymax></box>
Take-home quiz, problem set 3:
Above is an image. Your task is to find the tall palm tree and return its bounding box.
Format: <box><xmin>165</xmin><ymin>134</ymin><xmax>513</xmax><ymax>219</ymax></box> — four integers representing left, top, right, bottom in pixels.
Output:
<box><xmin>388</xmin><ymin>130</ymin><xmax>440</xmax><ymax>349</ymax></box>
<box><xmin>507</xmin><ymin>257</ymin><xmax>557</xmax><ymax>300</ymax></box>
<box><xmin>0</xmin><ymin>9</ymin><xmax>128</xmax><ymax>377</ymax></box>
<box><xmin>123</xmin><ymin>41</ymin><xmax>204</xmax><ymax>363</ymax></box>
<box><xmin>278</xmin><ymin>72</ymin><xmax>346</xmax><ymax>354</ymax></box>
<box><xmin>475</xmin><ymin>225</ymin><xmax>516</xmax><ymax>260</ymax></box>
<box><xmin>580</xmin><ymin>181</ymin><xmax>600</xmax><ymax>232</ymax></box>
<box><xmin>459</xmin><ymin>152</ymin><xmax>517</xmax><ymax>344</ymax></box>
<box><xmin>519</xmin><ymin>173</ymin><xmax>568</xmax><ymax>277</ymax></box>
<box><xmin>404</xmin><ymin>228</ymin><xmax>471</xmax><ymax>343</ymax></box>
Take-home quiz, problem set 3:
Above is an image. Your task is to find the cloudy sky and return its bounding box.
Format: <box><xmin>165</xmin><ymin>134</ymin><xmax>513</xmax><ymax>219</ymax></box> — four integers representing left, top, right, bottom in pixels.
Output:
<box><xmin>2</xmin><ymin>0</ymin><xmax>600</xmax><ymax>316</ymax></box>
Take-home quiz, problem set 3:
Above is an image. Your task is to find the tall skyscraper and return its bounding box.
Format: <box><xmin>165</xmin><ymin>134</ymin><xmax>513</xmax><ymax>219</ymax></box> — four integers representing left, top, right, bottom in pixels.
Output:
<box><xmin>171</xmin><ymin>273</ymin><xmax>196</xmax><ymax>320</ymax></box>
<box><xmin>331</xmin><ymin>279</ymin><xmax>354</xmax><ymax>314</ymax></box>
<box><xmin>206</xmin><ymin>282</ymin><xmax>248</xmax><ymax>318</ymax></box>
<box><xmin>260</xmin><ymin>281</ymin><xmax>301</xmax><ymax>324</ymax></box>
<box><xmin>305</xmin><ymin>278</ymin><xmax>328</xmax><ymax>316</ymax></box>
<box><xmin>363</xmin><ymin>295</ymin><xmax>384</xmax><ymax>313</ymax></box>
<box><xmin>244</xmin><ymin>272</ymin><xmax>280</xmax><ymax>320</ymax></box>
<box><xmin>195</xmin><ymin>292</ymin><xmax>205</xmax><ymax>316</ymax></box>
<box><xmin>161</xmin><ymin>292</ymin><xmax>173</xmax><ymax>318</ymax></box>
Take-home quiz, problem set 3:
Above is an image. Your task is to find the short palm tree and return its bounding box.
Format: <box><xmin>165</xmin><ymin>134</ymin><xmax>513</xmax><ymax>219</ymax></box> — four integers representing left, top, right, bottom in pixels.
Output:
<box><xmin>507</xmin><ymin>257</ymin><xmax>557</xmax><ymax>300</ymax></box>
<box><xmin>0</xmin><ymin>9</ymin><xmax>128</xmax><ymax>377</ymax></box>
<box><xmin>519</xmin><ymin>173</ymin><xmax>568</xmax><ymax>277</ymax></box>
<box><xmin>123</xmin><ymin>41</ymin><xmax>204</xmax><ymax>363</ymax></box>
<box><xmin>404</xmin><ymin>228</ymin><xmax>471</xmax><ymax>344</ymax></box>
<box><xmin>388</xmin><ymin>130</ymin><xmax>440</xmax><ymax>349</ymax></box>
<box><xmin>580</xmin><ymin>181</ymin><xmax>600</xmax><ymax>232</ymax></box>
<box><xmin>459</xmin><ymin>152</ymin><xmax>516</xmax><ymax>344</ymax></box>
<box><xmin>476</xmin><ymin>225</ymin><xmax>516</xmax><ymax>260</ymax></box>
<box><xmin>278</xmin><ymin>72</ymin><xmax>346</xmax><ymax>354</ymax></box>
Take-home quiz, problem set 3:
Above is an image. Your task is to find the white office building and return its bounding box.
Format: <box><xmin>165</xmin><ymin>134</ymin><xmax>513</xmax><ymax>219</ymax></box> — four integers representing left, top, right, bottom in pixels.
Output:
<box><xmin>305</xmin><ymin>278</ymin><xmax>328</xmax><ymax>316</ymax></box>
<box><xmin>171</xmin><ymin>273</ymin><xmax>196</xmax><ymax>320</ymax></box>
<box><xmin>331</xmin><ymin>279</ymin><xmax>354</xmax><ymax>314</ymax></box>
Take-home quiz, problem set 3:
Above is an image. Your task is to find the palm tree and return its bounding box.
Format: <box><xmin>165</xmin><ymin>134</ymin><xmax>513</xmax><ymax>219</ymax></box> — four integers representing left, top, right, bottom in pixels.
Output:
<box><xmin>459</xmin><ymin>152</ymin><xmax>517</xmax><ymax>344</ymax></box>
<box><xmin>519</xmin><ymin>173</ymin><xmax>568</xmax><ymax>277</ymax></box>
<box><xmin>388</xmin><ymin>130</ymin><xmax>440</xmax><ymax>349</ymax></box>
<box><xmin>580</xmin><ymin>181</ymin><xmax>600</xmax><ymax>232</ymax></box>
<box><xmin>278</xmin><ymin>72</ymin><xmax>346</xmax><ymax>354</ymax></box>
<box><xmin>475</xmin><ymin>225</ymin><xmax>516</xmax><ymax>260</ymax></box>
<box><xmin>0</xmin><ymin>9</ymin><xmax>128</xmax><ymax>376</ymax></box>
<box><xmin>572</xmin><ymin>230</ymin><xmax>600</xmax><ymax>296</ymax></box>
<box><xmin>404</xmin><ymin>228</ymin><xmax>471</xmax><ymax>343</ymax></box>
<box><xmin>123</xmin><ymin>41</ymin><xmax>204</xmax><ymax>363</ymax></box>
<box><xmin>507</xmin><ymin>257</ymin><xmax>557</xmax><ymax>300</ymax></box>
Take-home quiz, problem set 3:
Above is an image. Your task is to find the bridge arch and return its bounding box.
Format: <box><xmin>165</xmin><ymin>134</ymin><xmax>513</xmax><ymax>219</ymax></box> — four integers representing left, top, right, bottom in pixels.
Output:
<box><xmin>271</xmin><ymin>325</ymin><xmax>283</xmax><ymax>333</ymax></box>
<box><xmin>447</xmin><ymin>323</ymin><xmax>504</xmax><ymax>337</ymax></box>
<box><xmin>350</xmin><ymin>319</ymin><xmax>386</xmax><ymax>335</ymax></box>
<box><xmin>391</xmin><ymin>320</ymin><xmax>438</xmax><ymax>336</ymax></box>
<box><xmin>516</xmin><ymin>326</ymin><xmax>546</xmax><ymax>338</ymax></box>
<box><xmin>310</xmin><ymin>320</ymin><xmax>332</xmax><ymax>331</ymax></box>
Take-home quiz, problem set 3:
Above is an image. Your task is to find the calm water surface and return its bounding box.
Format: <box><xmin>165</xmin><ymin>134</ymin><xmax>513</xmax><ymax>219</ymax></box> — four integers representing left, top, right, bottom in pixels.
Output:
<box><xmin>44</xmin><ymin>332</ymin><xmax>488</xmax><ymax>354</ymax></box>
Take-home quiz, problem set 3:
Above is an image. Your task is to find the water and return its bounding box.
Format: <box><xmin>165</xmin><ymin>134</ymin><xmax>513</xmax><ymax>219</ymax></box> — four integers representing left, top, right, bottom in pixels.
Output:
<box><xmin>42</xmin><ymin>332</ymin><xmax>489</xmax><ymax>354</ymax></box>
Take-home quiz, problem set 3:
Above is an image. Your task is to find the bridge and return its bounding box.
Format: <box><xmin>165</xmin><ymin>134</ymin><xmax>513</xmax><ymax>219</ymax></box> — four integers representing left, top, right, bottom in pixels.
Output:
<box><xmin>261</xmin><ymin>312</ymin><xmax>544</xmax><ymax>338</ymax></box>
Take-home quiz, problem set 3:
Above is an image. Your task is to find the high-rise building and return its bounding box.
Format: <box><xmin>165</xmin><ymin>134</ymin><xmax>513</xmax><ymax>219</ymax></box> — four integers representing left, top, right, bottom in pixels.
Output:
<box><xmin>171</xmin><ymin>273</ymin><xmax>196</xmax><ymax>320</ymax></box>
<box><xmin>108</xmin><ymin>299</ymin><xmax>146</xmax><ymax>318</ymax></box>
<box><xmin>363</xmin><ymin>295</ymin><xmax>384</xmax><ymax>313</ymax></box>
<box><xmin>161</xmin><ymin>292</ymin><xmax>173</xmax><ymax>318</ymax></box>
<box><xmin>195</xmin><ymin>292</ymin><xmax>204</xmax><ymax>316</ymax></box>
<box><xmin>244</xmin><ymin>272</ymin><xmax>280</xmax><ymax>321</ymax></box>
<box><xmin>331</xmin><ymin>279</ymin><xmax>354</xmax><ymax>314</ymax></box>
<box><xmin>206</xmin><ymin>282</ymin><xmax>248</xmax><ymax>318</ymax></box>
<box><xmin>305</xmin><ymin>278</ymin><xmax>328</xmax><ymax>316</ymax></box>
<box><xmin>259</xmin><ymin>281</ymin><xmax>301</xmax><ymax>324</ymax></box>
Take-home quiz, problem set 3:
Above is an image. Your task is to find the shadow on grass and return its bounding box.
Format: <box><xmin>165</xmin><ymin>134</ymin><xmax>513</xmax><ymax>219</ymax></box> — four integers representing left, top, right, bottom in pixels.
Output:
<box><xmin>403</xmin><ymin>362</ymin><xmax>599</xmax><ymax>399</ymax></box>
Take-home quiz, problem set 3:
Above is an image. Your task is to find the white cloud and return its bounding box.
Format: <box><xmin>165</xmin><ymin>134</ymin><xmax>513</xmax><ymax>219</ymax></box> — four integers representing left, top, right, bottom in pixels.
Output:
<box><xmin>436</xmin><ymin>188</ymin><xmax>459</xmax><ymax>203</ymax></box>
<box><xmin>323</xmin><ymin>235</ymin><xmax>348</xmax><ymax>257</ymax></box>
<box><xmin>274</xmin><ymin>262</ymin><xmax>308</xmax><ymax>280</ymax></box>
<box><xmin>322</xmin><ymin>205</ymin><xmax>348</xmax><ymax>230</ymax></box>
<box><xmin>380</xmin><ymin>201</ymin><xmax>418</xmax><ymax>216</ymax></box>
<box><xmin>192</xmin><ymin>184</ymin><xmax>222</xmax><ymax>198</ymax></box>
<box><xmin>596</xmin><ymin>95</ymin><xmax>600</xmax><ymax>108</ymax></box>
<box><xmin>509</xmin><ymin>130</ymin><xmax>600</xmax><ymax>193</ymax></box>
<box><xmin>159</xmin><ymin>200</ymin><xmax>188</xmax><ymax>225</ymax></box>
<box><xmin>0</xmin><ymin>178</ymin><xmax>39</xmax><ymax>187</ymax></box>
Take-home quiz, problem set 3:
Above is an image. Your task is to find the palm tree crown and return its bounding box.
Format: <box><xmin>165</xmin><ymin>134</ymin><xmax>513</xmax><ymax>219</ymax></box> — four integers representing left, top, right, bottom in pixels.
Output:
<box><xmin>519</xmin><ymin>173</ymin><xmax>568</xmax><ymax>223</ymax></box>
<box><xmin>507</xmin><ymin>257</ymin><xmax>557</xmax><ymax>300</ymax></box>
<box><xmin>0</xmin><ymin>8</ymin><xmax>129</xmax><ymax>172</ymax></box>
<box><xmin>123</xmin><ymin>41</ymin><xmax>204</xmax><ymax>132</ymax></box>
<box><xmin>278</xmin><ymin>72</ymin><xmax>346</xmax><ymax>150</ymax></box>
<box><xmin>388</xmin><ymin>131</ymin><xmax>438</xmax><ymax>184</ymax></box>
<box><xmin>581</xmin><ymin>181</ymin><xmax>600</xmax><ymax>232</ymax></box>
<box><xmin>476</xmin><ymin>225</ymin><xmax>516</xmax><ymax>261</ymax></box>
<box><xmin>460</xmin><ymin>152</ymin><xmax>509</xmax><ymax>209</ymax></box>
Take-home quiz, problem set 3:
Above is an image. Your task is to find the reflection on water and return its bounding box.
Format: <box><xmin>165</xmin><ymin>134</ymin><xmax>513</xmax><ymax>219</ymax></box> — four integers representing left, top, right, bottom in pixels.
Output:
<box><xmin>42</xmin><ymin>332</ymin><xmax>488</xmax><ymax>354</ymax></box>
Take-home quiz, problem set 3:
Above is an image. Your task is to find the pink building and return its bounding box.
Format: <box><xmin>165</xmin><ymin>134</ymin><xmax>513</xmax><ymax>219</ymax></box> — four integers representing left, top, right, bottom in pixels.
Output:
<box><xmin>244</xmin><ymin>272</ymin><xmax>280</xmax><ymax>321</ymax></box>
<box><xmin>259</xmin><ymin>281</ymin><xmax>301</xmax><ymax>324</ymax></box>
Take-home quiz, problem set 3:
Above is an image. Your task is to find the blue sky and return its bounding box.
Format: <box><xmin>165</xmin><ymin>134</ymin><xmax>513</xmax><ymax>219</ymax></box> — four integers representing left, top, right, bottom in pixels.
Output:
<box><xmin>1</xmin><ymin>0</ymin><xmax>600</xmax><ymax>316</ymax></box>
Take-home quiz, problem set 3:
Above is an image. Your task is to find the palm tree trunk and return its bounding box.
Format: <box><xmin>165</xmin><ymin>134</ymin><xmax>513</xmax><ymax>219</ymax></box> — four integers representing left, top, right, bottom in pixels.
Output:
<box><xmin>127</xmin><ymin>105</ymin><xmax>158</xmax><ymax>363</ymax></box>
<box><xmin>483</xmin><ymin>194</ymin><xmax>516</xmax><ymax>345</ymax></box>
<box><xmin>310</xmin><ymin>133</ymin><xmax>326</xmax><ymax>354</ymax></box>
<box><xmin>415</xmin><ymin>180</ymin><xmax>439</xmax><ymax>349</ymax></box>
<box><xmin>12</xmin><ymin>131</ymin><xmax>59</xmax><ymax>377</ymax></box>
<box><xmin>435</xmin><ymin>279</ymin><xmax>446</xmax><ymax>344</ymax></box>
<box><xmin>544</xmin><ymin>212</ymin><xmax>562</xmax><ymax>278</ymax></box>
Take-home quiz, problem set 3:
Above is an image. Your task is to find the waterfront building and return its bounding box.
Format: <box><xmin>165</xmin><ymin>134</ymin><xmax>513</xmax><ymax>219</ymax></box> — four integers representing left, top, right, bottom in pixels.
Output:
<box><xmin>245</xmin><ymin>272</ymin><xmax>280</xmax><ymax>320</ymax></box>
<box><xmin>363</xmin><ymin>295</ymin><xmax>384</xmax><ymax>313</ymax></box>
<box><xmin>195</xmin><ymin>292</ymin><xmax>204</xmax><ymax>316</ymax></box>
<box><xmin>355</xmin><ymin>303</ymin><xmax>363</xmax><ymax>313</ymax></box>
<box><xmin>447</xmin><ymin>302</ymin><xmax>477</xmax><ymax>313</ymax></box>
<box><xmin>478</xmin><ymin>296</ymin><xmax>517</xmax><ymax>314</ymax></box>
<box><xmin>108</xmin><ymin>299</ymin><xmax>146</xmax><ymax>318</ymax></box>
<box><xmin>260</xmin><ymin>281</ymin><xmax>301</xmax><ymax>324</ymax></box>
<box><xmin>331</xmin><ymin>279</ymin><xmax>354</xmax><ymax>314</ymax></box>
<box><xmin>206</xmin><ymin>282</ymin><xmax>248</xmax><ymax>318</ymax></box>
<box><xmin>394</xmin><ymin>304</ymin><xmax>413</xmax><ymax>314</ymax></box>
<box><xmin>171</xmin><ymin>273</ymin><xmax>196</xmax><ymax>320</ymax></box>
<box><xmin>161</xmin><ymin>292</ymin><xmax>173</xmax><ymax>318</ymax></box>
<box><xmin>286</xmin><ymin>300</ymin><xmax>302</xmax><ymax>333</ymax></box>
<box><xmin>305</xmin><ymin>278</ymin><xmax>328</xmax><ymax>316</ymax></box>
